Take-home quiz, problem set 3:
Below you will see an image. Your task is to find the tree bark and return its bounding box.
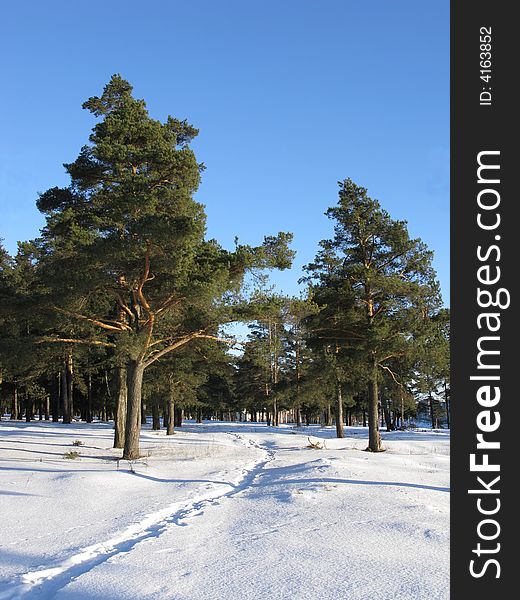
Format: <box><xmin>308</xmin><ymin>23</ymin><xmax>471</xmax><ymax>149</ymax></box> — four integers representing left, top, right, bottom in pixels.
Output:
<box><xmin>429</xmin><ymin>391</ymin><xmax>436</xmax><ymax>429</ymax></box>
<box><xmin>25</xmin><ymin>397</ymin><xmax>33</xmax><ymax>422</ymax></box>
<box><xmin>85</xmin><ymin>372</ymin><xmax>93</xmax><ymax>423</ymax></box>
<box><xmin>381</xmin><ymin>395</ymin><xmax>394</xmax><ymax>431</ymax></box>
<box><xmin>50</xmin><ymin>373</ymin><xmax>60</xmax><ymax>423</ymax></box>
<box><xmin>123</xmin><ymin>360</ymin><xmax>144</xmax><ymax>459</ymax></box>
<box><xmin>66</xmin><ymin>348</ymin><xmax>74</xmax><ymax>421</ymax></box>
<box><xmin>114</xmin><ymin>367</ymin><xmax>128</xmax><ymax>449</ymax></box>
<box><xmin>295</xmin><ymin>338</ymin><xmax>302</xmax><ymax>428</ymax></box>
<box><xmin>152</xmin><ymin>401</ymin><xmax>161</xmax><ymax>431</ymax></box>
<box><xmin>325</xmin><ymin>403</ymin><xmax>332</xmax><ymax>427</ymax></box>
<box><xmin>444</xmin><ymin>379</ymin><xmax>450</xmax><ymax>429</ymax></box>
<box><xmin>11</xmin><ymin>379</ymin><xmax>18</xmax><ymax>420</ymax></box>
<box><xmin>335</xmin><ymin>382</ymin><xmax>345</xmax><ymax>438</ymax></box>
<box><xmin>367</xmin><ymin>355</ymin><xmax>383</xmax><ymax>451</ymax></box>
<box><xmin>174</xmin><ymin>407</ymin><xmax>183</xmax><ymax>428</ymax></box>
<box><xmin>166</xmin><ymin>389</ymin><xmax>175</xmax><ymax>435</ymax></box>
<box><xmin>61</xmin><ymin>362</ymin><xmax>71</xmax><ymax>424</ymax></box>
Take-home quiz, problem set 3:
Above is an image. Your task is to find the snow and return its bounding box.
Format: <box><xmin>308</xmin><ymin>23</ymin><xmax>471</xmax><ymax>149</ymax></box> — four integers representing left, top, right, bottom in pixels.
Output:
<box><xmin>0</xmin><ymin>420</ymin><xmax>449</xmax><ymax>599</ymax></box>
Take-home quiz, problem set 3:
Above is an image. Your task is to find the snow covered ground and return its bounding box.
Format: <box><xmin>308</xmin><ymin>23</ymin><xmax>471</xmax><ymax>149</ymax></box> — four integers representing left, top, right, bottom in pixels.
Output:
<box><xmin>0</xmin><ymin>420</ymin><xmax>449</xmax><ymax>600</ymax></box>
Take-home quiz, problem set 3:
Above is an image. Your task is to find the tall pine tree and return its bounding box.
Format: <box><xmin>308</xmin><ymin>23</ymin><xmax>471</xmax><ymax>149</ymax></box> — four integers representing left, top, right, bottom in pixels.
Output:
<box><xmin>305</xmin><ymin>179</ymin><xmax>441</xmax><ymax>451</ymax></box>
<box><xmin>35</xmin><ymin>76</ymin><xmax>293</xmax><ymax>458</ymax></box>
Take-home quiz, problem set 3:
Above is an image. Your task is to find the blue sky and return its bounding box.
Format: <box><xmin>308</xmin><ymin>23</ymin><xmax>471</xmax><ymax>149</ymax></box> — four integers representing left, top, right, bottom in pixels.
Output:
<box><xmin>0</xmin><ymin>0</ymin><xmax>449</xmax><ymax>303</ymax></box>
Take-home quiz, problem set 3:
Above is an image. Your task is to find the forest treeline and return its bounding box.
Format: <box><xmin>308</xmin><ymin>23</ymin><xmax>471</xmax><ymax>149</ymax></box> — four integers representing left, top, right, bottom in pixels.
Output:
<box><xmin>0</xmin><ymin>76</ymin><xmax>449</xmax><ymax>458</ymax></box>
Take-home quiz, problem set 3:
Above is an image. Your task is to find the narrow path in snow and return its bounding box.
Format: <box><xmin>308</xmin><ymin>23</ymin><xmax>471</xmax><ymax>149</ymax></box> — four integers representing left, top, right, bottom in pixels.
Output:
<box><xmin>0</xmin><ymin>434</ymin><xmax>275</xmax><ymax>600</ymax></box>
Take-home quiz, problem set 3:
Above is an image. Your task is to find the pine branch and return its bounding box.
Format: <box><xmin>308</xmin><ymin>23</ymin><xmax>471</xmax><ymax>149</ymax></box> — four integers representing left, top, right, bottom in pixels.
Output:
<box><xmin>52</xmin><ymin>306</ymin><xmax>131</xmax><ymax>332</ymax></box>
<box><xmin>36</xmin><ymin>337</ymin><xmax>116</xmax><ymax>348</ymax></box>
<box><xmin>378</xmin><ymin>363</ymin><xmax>403</xmax><ymax>387</ymax></box>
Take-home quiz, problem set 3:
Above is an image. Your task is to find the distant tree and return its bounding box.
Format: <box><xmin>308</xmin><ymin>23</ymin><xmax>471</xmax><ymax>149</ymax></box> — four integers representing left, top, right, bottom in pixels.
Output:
<box><xmin>413</xmin><ymin>308</ymin><xmax>450</xmax><ymax>428</ymax></box>
<box><xmin>282</xmin><ymin>297</ymin><xmax>319</xmax><ymax>427</ymax></box>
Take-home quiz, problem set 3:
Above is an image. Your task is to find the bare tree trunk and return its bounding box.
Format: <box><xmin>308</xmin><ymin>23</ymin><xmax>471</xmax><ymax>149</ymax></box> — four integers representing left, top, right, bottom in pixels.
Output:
<box><xmin>86</xmin><ymin>372</ymin><xmax>93</xmax><ymax>423</ymax></box>
<box><xmin>152</xmin><ymin>401</ymin><xmax>161</xmax><ymax>431</ymax></box>
<box><xmin>444</xmin><ymin>380</ymin><xmax>450</xmax><ymax>428</ymax></box>
<box><xmin>174</xmin><ymin>407</ymin><xmax>183</xmax><ymax>428</ymax></box>
<box><xmin>335</xmin><ymin>382</ymin><xmax>344</xmax><ymax>438</ymax></box>
<box><xmin>141</xmin><ymin>399</ymin><xmax>147</xmax><ymax>424</ymax></box>
<box><xmin>11</xmin><ymin>379</ymin><xmax>18</xmax><ymax>420</ymax></box>
<box><xmin>61</xmin><ymin>361</ymin><xmax>71</xmax><ymax>424</ymax></box>
<box><xmin>166</xmin><ymin>389</ymin><xmax>175</xmax><ymax>435</ymax></box>
<box><xmin>114</xmin><ymin>367</ymin><xmax>127</xmax><ymax>449</ymax></box>
<box><xmin>123</xmin><ymin>360</ymin><xmax>144</xmax><ymax>460</ymax></box>
<box><xmin>50</xmin><ymin>372</ymin><xmax>60</xmax><ymax>422</ymax></box>
<box><xmin>66</xmin><ymin>348</ymin><xmax>74</xmax><ymax>421</ymax></box>
<box><xmin>325</xmin><ymin>403</ymin><xmax>332</xmax><ymax>426</ymax></box>
<box><xmin>381</xmin><ymin>395</ymin><xmax>394</xmax><ymax>431</ymax></box>
<box><xmin>367</xmin><ymin>355</ymin><xmax>383</xmax><ymax>451</ymax></box>
<box><xmin>162</xmin><ymin>402</ymin><xmax>168</xmax><ymax>428</ymax></box>
<box><xmin>272</xmin><ymin>397</ymin><xmax>278</xmax><ymax>427</ymax></box>
<box><xmin>25</xmin><ymin>397</ymin><xmax>33</xmax><ymax>422</ymax></box>
<box><xmin>295</xmin><ymin>338</ymin><xmax>302</xmax><ymax>427</ymax></box>
<box><xmin>429</xmin><ymin>391</ymin><xmax>436</xmax><ymax>429</ymax></box>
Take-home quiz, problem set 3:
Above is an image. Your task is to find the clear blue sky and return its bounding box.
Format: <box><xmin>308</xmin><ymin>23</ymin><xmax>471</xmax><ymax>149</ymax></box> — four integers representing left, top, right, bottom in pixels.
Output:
<box><xmin>0</xmin><ymin>0</ymin><xmax>449</xmax><ymax>304</ymax></box>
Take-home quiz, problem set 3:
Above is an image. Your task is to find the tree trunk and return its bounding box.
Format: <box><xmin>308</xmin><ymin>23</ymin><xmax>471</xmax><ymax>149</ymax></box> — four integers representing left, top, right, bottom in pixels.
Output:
<box><xmin>325</xmin><ymin>403</ymin><xmax>332</xmax><ymax>427</ymax></box>
<box><xmin>367</xmin><ymin>355</ymin><xmax>383</xmax><ymax>451</ymax></box>
<box><xmin>429</xmin><ymin>391</ymin><xmax>436</xmax><ymax>429</ymax></box>
<box><xmin>272</xmin><ymin>397</ymin><xmax>278</xmax><ymax>427</ymax></box>
<box><xmin>295</xmin><ymin>339</ymin><xmax>302</xmax><ymax>428</ymax></box>
<box><xmin>66</xmin><ymin>348</ymin><xmax>74</xmax><ymax>421</ymax></box>
<box><xmin>152</xmin><ymin>401</ymin><xmax>161</xmax><ymax>431</ymax></box>
<box><xmin>123</xmin><ymin>360</ymin><xmax>145</xmax><ymax>460</ymax></box>
<box><xmin>174</xmin><ymin>407</ymin><xmax>183</xmax><ymax>428</ymax></box>
<box><xmin>444</xmin><ymin>380</ymin><xmax>450</xmax><ymax>428</ymax></box>
<box><xmin>335</xmin><ymin>383</ymin><xmax>344</xmax><ymax>438</ymax></box>
<box><xmin>50</xmin><ymin>373</ymin><xmax>59</xmax><ymax>422</ymax></box>
<box><xmin>86</xmin><ymin>372</ymin><xmax>93</xmax><ymax>423</ymax></box>
<box><xmin>114</xmin><ymin>367</ymin><xmax>128</xmax><ymax>449</ymax></box>
<box><xmin>381</xmin><ymin>395</ymin><xmax>394</xmax><ymax>431</ymax></box>
<box><xmin>166</xmin><ymin>390</ymin><xmax>175</xmax><ymax>435</ymax></box>
<box><xmin>25</xmin><ymin>398</ymin><xmax>33</xmax><ymax>422</ymax></box>
<box><xmin>11</xmin><ymin>380</ymin><xmax>18</xmax><ymax>420</ymax></box>
<box><xmin>61</xmin><ymin>363</ymin><xmax>71</xmax><ymax>424</ymax></box>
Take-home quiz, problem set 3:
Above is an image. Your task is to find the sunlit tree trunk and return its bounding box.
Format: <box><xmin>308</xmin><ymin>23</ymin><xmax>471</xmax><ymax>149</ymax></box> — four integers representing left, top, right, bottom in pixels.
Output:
<box><xmin>114</xmin><ymin>367</ymin><xmax>127</xmax><ymax>449</ymax></box>
<box><xmin>123</xmin><ymin>360</ymin><xmax>144</xmax><ymax>459</ymax></box>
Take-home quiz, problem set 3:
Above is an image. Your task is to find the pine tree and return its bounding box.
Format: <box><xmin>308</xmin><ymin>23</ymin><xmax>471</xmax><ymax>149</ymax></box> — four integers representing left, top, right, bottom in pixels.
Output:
<box><xmin>34</xmin><ymin>76</ymin><xmax>293</xmax><ymax>458</ymax></box>
<box><xmin>305</xmin><ymin>179</ymin><xmax>441</xmax><ymax>451</ymax></box>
